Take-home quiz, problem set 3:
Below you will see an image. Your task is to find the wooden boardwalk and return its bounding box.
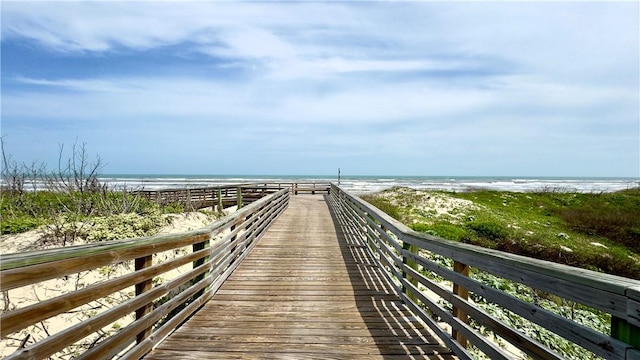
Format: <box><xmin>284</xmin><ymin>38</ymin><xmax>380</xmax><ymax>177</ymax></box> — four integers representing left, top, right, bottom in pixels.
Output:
<box><xmin>144</xmin><ymin>195</ymin><xmax>455</xmax><ymax>359</ymax></box>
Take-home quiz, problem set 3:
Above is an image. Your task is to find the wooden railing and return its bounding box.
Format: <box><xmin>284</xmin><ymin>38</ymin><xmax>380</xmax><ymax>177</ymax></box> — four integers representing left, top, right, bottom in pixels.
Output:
<box><xmin>330</xmin><ymin>184</ymin><xmax>640</xmax><ymax>360</ymax></box>
<box><xmin>134</xmin><ymin>182</ymin><xmax>331</xmax><ymax>209</ymax></box>
<box><xmin>0</xmin><ymin>188</ymin><xmax>290</xmax><ymax>359</ymax></box>
<box><xmin>291</xmin><ymin>182</ymin><xmax>331</xmax><ymax>195</ymax></box>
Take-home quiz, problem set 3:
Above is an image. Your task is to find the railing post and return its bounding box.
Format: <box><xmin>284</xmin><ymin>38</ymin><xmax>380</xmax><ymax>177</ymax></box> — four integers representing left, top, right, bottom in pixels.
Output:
<box><xmin>217</xmin><ymin>187</ymin><xmax>223</xmax><ymax>214</ymax></box>
<box><xmin>134</xmin><ymin>255</ymin><xmax>153</xmax><ymax>344</ymax></box>
<box><xmin>402</xmin><ymin>241</ymin><xmax>419</xmax><ymax>303</ymax></box>
<box><xmin>237</xmin><ymin>186</ymin><xmax>243</xmax><ymax>209</ymax></box>
<box><xmin>229</xmin><ymin>218</ymin><xmax>240</xmax><ymax>265</ymax></box>
<box><xmin>452</xmin><ymin>261</ymin><xmax>470</xmax><ymax>348</ymax></box>
<box><xmin>245</xmin><ymin>212</ymin><xmax>254</xmax><ymax>247</ymax></box>
<box><xmin>611</xmin><ymin>317</ymin><xmax>640</xmax><ymax>353</ymax></box>
<box><xmin>192</xmin><ymin>237</ymin><xmax>211</xmax><ymax>299</ymax></box>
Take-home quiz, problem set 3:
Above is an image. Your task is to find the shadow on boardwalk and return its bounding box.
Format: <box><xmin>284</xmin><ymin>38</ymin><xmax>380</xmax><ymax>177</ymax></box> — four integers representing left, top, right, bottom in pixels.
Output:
<box><xmin>326</xmin><ymin>195</ymin><xmax>454</xmax><ymax>359</ymax></box>
<box><xmin>144</xmin><ymin>195</ymin><xmax>454</xmax><ymax>359</ymax></box>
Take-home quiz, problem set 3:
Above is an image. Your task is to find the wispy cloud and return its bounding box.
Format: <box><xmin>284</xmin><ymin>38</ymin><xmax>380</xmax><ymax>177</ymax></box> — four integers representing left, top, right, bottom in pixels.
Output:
<box><xmin>1</xmin><ymin>1</ymin><xmax>638</xmax><ymax>176</ymax></box>
<box><xmin>15</xmin><ymin>77</ymin><xmax>140</xmax><ymax>92</ymax></box>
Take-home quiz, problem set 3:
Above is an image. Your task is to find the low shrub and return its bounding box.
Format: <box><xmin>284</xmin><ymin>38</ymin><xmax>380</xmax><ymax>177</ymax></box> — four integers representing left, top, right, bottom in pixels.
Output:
<box><xmin>359</xmin><ymin>194</ymin><xmax>401</xmax><ymax>221</ymax></box>
<box><xmin>559</xmin><ymin>207</ymin><xmax>640</xmax><ymax>252</ymax></box>
<box><xmin>84</xmin><ymin>212</ymin><xmax>165</xmax><ymax>241</ymax></box>
<box><xmin>1</xmin><ymin>217</ymin><xmax>42</xmax><ymax>234</ymax></box>
<box><xmin>365</xmin><ymin>187</ymin><xmax>640</xmax><ymax>279</ymax></box>
<box><xmin>466</xmin><ymin>220</ymin><xmax>511</xmax><ymax>241</ymax></box>
<box><xmin>411</xmin><ymin>222</ymin><xmax>470</xmax><ymax>241</ymax></box>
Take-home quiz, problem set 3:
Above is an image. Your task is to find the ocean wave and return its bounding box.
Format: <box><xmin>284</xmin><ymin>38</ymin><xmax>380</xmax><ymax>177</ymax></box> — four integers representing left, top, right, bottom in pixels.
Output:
<box><xmin>10</xmin><ymin>176</ymin><xmax>639</xmax><ymax>194</ymax></box>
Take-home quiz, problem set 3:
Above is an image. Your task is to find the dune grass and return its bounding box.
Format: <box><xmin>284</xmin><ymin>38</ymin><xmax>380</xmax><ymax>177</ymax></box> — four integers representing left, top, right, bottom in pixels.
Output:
<box><xmin>361</xmin><ymin>187</ymin><xmax>640</xmax><ymax>279</ymax></box>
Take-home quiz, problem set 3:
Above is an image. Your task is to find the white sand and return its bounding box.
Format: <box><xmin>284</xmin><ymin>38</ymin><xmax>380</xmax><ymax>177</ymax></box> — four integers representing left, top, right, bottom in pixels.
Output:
<box><xmin>375</xmin><ymin>187</ymin><xmax>478</xmax><ymax>223</ymax></box>
<box><xmin>0</xmin><ymin>211</ymin><xmax>217</xmax><ymax>358</ymax></box>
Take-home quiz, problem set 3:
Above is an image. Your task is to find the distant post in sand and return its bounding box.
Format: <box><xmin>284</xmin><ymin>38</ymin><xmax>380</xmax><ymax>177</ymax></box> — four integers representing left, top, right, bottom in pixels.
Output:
<box><xmin>338</xmin><ymin>168</ymin><xmax>341</xmax><ymax>185</ymax></box>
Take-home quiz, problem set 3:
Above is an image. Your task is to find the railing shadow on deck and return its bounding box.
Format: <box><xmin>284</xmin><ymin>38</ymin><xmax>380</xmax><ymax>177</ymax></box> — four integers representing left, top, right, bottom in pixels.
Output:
<box><xmin>324</xmin><ymin>194</ymin><xmax>455</xmax><ymax>359</ymax></box>
<box><xmin>329</xmin><ymin>184</ymin><xmax>640</xmax><ymax>360</ymax></box>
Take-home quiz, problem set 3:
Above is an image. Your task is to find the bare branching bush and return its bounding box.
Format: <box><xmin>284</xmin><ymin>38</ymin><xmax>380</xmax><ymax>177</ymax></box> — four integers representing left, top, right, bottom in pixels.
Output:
<box><xmin>1</xmin><ymin>137</ymin><xmax>47</xmax><ymax>230</ymax></box>
<box><xmin>2</xmin><ymin>139</ymin><xmax>164</xmax><ymax>244</ymax></box>
<box><xmin>2</xmin><ymin>138</ymin><xmax>45</xmax><ymax>194</ymax></box>
<box><xmin>44</xmin><ymin>142</ymin><xmax>107</xmax><ymax>216</ymax></box>
<box><xmin>1</xmin><ymin>141</ymin><xmax>169</xmax><ymax>358</ymax></box>
<box><xmin>1</xmin><ymin>147</ymin><xmax>26</xmax><ymax>195</ymax></box>
<box><xmin>33</xmin><ymin>142</ymin><xmax>107</xmax><ymax>245</ymax></box>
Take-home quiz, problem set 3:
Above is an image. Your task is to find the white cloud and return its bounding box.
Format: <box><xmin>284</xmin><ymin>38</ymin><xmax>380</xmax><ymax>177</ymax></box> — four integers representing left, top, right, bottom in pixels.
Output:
<box><xmin>16</xmin><ymin>77</ymin><xmax>139</xmax><ymax>92</ymax></box>
<box><xmin>2</xmin><ymin>1</ymin><xmax>638</xmax><ymax>176</ymax></box>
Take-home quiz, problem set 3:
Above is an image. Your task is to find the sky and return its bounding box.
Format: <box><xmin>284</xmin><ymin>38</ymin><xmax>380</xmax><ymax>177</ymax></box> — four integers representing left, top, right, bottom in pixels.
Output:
<box><xmin>1</xmin><ymin>1</ymin><xmax>639</xmax><ymax>177</ymax></box>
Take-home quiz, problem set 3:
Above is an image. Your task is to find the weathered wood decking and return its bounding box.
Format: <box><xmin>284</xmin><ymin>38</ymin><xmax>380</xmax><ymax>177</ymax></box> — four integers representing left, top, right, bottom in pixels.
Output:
<box><xmin>144</xmin><ymin>195</ymin><xmax>455</xmax><ymax>359</ymax></box>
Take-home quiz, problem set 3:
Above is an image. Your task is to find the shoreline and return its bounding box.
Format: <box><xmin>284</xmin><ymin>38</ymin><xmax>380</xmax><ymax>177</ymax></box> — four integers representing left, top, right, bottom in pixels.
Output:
<box><xmin>12</xmin><ymin>175</ymin><xmax>640</xmax><ymax>194</ymax></box>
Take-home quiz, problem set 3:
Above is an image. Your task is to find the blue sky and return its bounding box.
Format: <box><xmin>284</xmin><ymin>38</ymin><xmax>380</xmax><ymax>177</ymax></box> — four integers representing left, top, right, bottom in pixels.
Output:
<box><xmin>1</xmin><ymin>1</ymin><xmax>638</xmax><ymax>177</ymax></box>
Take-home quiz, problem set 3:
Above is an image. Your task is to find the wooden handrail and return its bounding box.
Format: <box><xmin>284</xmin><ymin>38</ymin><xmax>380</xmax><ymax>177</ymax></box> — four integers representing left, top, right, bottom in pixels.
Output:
<box><xmin>0</xmin><ymin>188</ymin><xmax>290</xmax><ymax>359</ymax></box>
<box><xmin>329</xmin><ymin>184</ymin><xmax>640</xmax><ymax>360</ymax></box>
<box><xmin>132</xmin><ymin>182</ymin><xmax>331</xmax><ymax>209</ymax></box>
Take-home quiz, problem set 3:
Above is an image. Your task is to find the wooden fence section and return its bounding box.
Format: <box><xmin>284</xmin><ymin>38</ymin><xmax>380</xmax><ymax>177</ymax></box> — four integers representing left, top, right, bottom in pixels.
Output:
<box><xmin>0</xmin><ymin>189</ymin><xmax>290</xmax><ymax>360</ymax></box>
<box><xmin>292</xmin><ymin>182</ymin><xmax>331</xmax><ymax>195</ymax></box>
<box><xmin>330</xmin><ymin>184</ymin><xmax>640</xmax><ymax>360</ymax></box>
<box><xmin>134</xmin><ymin>182</ymin><xmax>331</xmax><ymax>210</ymax></box>
<box><xmin>144</xmin><ymin>195</ymin><xmax>455</xmax><ymax>359</ymax></box>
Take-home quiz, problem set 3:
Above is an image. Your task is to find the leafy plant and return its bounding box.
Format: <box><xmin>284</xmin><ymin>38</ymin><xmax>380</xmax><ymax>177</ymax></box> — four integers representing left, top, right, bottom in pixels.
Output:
<box><xmin>360</xmin><ymin>193</ymin><xmax>402</xmax><ymax>220</ymax></box>
<box><xmin>1</xmin><ymin>217</ymin><xmax>42</xmax><ymax>234</ymax></box>
<box><xmin>83</xmin><ymin>212</ymin><xmax>165</xmax><ymax>241</ymax></box>
<box><xmin>466</xmin><ymin>220</ymin><xmax>511</xmax><ymax>241</ymax></box>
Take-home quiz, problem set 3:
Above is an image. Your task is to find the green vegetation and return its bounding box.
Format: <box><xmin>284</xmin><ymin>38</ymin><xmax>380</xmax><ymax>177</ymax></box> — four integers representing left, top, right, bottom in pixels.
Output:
<box><xmin>0</xmin><ymin>141</ymin><xmax>211</xmax><ymax>247</ymax></box>
<box><xmin>362</xmin><ymin>186</ymin><xmax>640</xmax><ymax>359</ymax></box>
<box><xmin>1</xmin><ymin>188</ymin><xmax>172</xmax><ymax>245</ymax></box>
<box><xmin>1</xmin><ymin>191</ymin><xmax>157</xmax><ymax>234</ymax></box>
<box><xmin>469</xmin><ymin>271</ymin><xmax>610</xmax><ymax>359</ymax></box>
<box><xmin>362</xmin><ymin>186</ymin><xmax>640</xmax><ymax>279</ymax></box>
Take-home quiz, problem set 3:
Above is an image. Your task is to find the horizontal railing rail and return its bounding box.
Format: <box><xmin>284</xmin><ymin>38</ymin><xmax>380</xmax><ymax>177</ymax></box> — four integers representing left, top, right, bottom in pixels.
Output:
<box><xmin>330</xmin><ymin>184</ymin><xmax>640</xmax><ymax>360</ymax></box>
<box><xmin>1</xmin><ymin>188</ymin><xmax>290</xmax><ymax>359</ymax></box>
<box><xmin>291</xmin><ymin>182</ymin><xmax>331</xmax><ymax>195</ymax></box>
<box><xmin>133</xmin><ymin>182</ymin><xmax>331</xmax><ymax>209</ymax></box>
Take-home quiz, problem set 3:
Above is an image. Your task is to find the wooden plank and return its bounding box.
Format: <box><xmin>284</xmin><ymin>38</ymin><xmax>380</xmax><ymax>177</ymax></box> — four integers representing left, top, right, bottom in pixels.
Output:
<box><xmin>0</xmin><ymin>248</ymin><xmax>208</xmax><ymax>337</ymax></box>
<box><xmin>628</xmin><ymin>349</ymin><xmax>640</xmax><ymax>360</ymax></box>
<box><xmin>145</xmin><ymin>195</ymin><xmax>454</xmax><ymax>359</ymax></box>
<box><xmin>144</xmin><ymin>349</ymin><xmax>448</xmax><ymax>360</ymax></box>
<box><xmin>0</xmin><ymin>231</ymin><xmax>210</xmax><ymax>289</ymax></box>
<box><xmin>628</xmin><ymin>286</ymin><xmax>640</xmax><ymax>328</ymax></box>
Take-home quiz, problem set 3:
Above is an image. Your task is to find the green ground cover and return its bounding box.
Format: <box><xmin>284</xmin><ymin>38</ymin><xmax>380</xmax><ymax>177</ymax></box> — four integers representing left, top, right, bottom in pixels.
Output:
<box><xmin>361</xmin><ymin>186</ymin><xmax>640</xmax><ymax>280</ymax></box>
<box><xmin>0</xmin><ymin>190</ymin><xmax>190</xmax><ymax>244</ymax></box>
<box><xmin>361</xmin><ymin>187</ymin><xmax>640</xmax><ymax>358</ymax></box>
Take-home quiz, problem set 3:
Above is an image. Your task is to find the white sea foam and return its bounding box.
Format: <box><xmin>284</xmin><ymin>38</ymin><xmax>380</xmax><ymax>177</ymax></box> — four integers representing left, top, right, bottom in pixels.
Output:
<box><xmin>9</xmin><ymin>175</ymin><xmax>638</xmax><ymax>193</ymax></box>
<box><xmin>90</xmin><ymin>176</ymin><xmax>640</xmax><ymax>194</ymax></box>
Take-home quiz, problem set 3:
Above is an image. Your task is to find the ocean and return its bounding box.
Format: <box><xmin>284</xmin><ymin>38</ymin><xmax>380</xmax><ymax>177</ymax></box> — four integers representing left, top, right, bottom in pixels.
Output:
<box><xmin>98</xmin><ymin>175</ymin><xmax>640</xmax><ymax>193</ymax></box>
